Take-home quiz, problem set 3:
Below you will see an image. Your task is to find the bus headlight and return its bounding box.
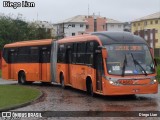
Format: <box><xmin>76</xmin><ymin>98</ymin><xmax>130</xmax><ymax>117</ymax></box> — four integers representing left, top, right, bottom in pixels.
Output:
<box><xmin>109</xmin><ymin>80</ymin><xmax>114</xmax><ymax>84</ymax></box>
<box><xmin>109</xmin><ymin>80</ymin><xmax>120</xmax><ymax>86</ymax></box>
<box><xmin>151</xmin><ymin>79</ymin><xmax>157</xmax><ymax>84</ymax></box>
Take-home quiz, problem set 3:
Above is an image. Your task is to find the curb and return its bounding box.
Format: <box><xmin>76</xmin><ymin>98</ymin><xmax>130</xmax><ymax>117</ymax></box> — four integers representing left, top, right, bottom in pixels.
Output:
<box><xmin>0</xmin><ymin>87</ymin><xmax>44</xmax><ymax>111</ymax></box>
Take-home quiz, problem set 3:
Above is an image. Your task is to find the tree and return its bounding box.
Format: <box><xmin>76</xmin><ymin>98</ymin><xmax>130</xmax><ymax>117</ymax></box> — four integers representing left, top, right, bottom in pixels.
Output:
<box><xmin>0</xmin><ymin>14</ymin><xmax>52</xmax><ymax>50</ymax></box>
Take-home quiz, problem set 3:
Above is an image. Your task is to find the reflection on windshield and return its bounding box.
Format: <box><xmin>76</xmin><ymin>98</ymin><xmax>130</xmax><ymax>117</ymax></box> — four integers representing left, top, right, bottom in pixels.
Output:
<box><xmin>105</xmin><ymin>44</ymin><xmax>155</xmax><ymax>75</ymax></box>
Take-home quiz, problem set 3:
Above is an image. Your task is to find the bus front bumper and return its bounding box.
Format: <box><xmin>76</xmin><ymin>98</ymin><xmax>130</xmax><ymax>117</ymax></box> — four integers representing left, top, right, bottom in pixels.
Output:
<box><xmin>102</xmin><ymin>80</ymin><xmax>158</xmax><ymax>95</ymax></box>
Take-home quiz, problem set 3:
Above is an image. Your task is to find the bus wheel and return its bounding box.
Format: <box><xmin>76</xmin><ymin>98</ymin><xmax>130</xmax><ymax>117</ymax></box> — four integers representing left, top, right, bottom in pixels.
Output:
<box><xmin>41</xmin><ymin>82</ymin><xmax>50</xmax><ymax>85</ymax></box>
<box><xmin>86</xmin><ymin>80</ymin><xmax>94</xmax><ymax>97</ymax></box>
<box><xmin>90</xmin><ymin>82</ymin><xmax>94</xmax><ymax>97</ymax></box>
<box><xmin>60</xmin><ymin>74</ymin><xmax>65</xmax><ymax>89</ymax></box>
<box><xmin>18</xmin><ymin>72</ymin><xmax>26</xmax><ymax>85</ymax></box>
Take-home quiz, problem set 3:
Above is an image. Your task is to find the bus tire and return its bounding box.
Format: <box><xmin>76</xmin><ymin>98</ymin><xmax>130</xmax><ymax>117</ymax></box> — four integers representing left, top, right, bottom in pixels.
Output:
<box><xmin>41</xmin><ymin>82</ymin><xmax>50</xmax><ymax>85</ymax></box>
<box><xmin>90</xmin><ymin>82</ymin><xmax>94</xmax><ymax>97</ymax></box>
<box><xmin>18</xmin><ymin>72</ymin><xmax>26</xmax><ymax>85</ymax></box>
<box><xmin>86</xmin><ymin>79</ymin><xmax>94</xmax><ymax>97</ymax></box>
<box><xmin>60</xmin><ymin>74</ymin><xmax>65</xmax><ymax>89</ymax></box>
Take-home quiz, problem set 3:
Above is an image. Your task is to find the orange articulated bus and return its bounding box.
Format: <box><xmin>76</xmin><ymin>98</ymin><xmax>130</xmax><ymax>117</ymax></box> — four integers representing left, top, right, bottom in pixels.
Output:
<box><xmin>2</xmin><ymin>32</ymin><xmax>158</xmax><ymax>96</ymax></box>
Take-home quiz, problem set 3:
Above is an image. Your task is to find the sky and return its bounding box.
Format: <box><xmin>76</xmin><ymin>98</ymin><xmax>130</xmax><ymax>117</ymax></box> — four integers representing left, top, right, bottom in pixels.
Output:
<box><xmin>0</xmin><ymin>0</ymin><xmax>160</xmax><ymax>23</ymax></box>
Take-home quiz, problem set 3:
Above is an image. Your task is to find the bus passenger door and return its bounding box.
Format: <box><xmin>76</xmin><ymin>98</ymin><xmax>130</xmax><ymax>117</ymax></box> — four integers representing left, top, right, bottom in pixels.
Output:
<box><xmin>66</xmin><ymin>48</ymin><xmax>72</xmax><ymax>85</ymax></box>
<box><xmin>41</xmin><ymin>49</ymin><xmax>49</xmax><ymax>81</ymax></box>
<box><xmin>8</xmin><ymin>50</ymin><xmax>16</xmax><ymax>79</ymax></box>
<box><xmin>95</xmin><ymin>53</ymin><xmax>103</xmax><ymax>92</ymax></box>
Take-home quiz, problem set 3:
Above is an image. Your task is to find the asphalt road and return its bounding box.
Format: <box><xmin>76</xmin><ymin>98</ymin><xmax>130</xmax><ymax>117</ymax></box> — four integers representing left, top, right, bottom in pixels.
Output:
<box><xmin>0</xmin><ymin>78</ymin><xmax>160</xmax><ymax>120</ymax></box>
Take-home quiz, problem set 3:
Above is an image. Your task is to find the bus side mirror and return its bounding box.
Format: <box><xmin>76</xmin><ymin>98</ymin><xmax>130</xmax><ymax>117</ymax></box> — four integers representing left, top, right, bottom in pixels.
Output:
<box><xmin>102</xmin><ymin>49</ymin><xmax>107</xmax><ymax>59</ymax></box>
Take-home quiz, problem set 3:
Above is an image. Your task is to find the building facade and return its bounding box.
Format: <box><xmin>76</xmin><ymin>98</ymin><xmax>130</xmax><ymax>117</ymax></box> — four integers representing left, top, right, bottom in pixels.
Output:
<box><xmin>54</xmin><ymin>15</ymin><xmax>86</xmax><ymax>38</ymax></box>
<box><xmin>106</xmin><ymin>18</ymin><xmax>124</xmax><ymax>31</ymax></box>
<box><xmin>54</xmin><ymin>15</ymin><xmax>128</xmax><ymax>38</ymax></box>
<box><xmin>85</xmin><ymin>15</ymin><xmax>106</xmax><ymax>32</ymax></box>
<box><xmin>131</xmin><ymin>12</ymin><xmax>160</xmax><ymax>48</ymax></box>
<box><xmin>54</xmin><ymin>15</ymin><xmax>107</xmax><ymax>38</ymax></box>
<box><xmin>33</xmin><ymin>20</ymin><xmax>56</xmax><ymax>38</ymax></box>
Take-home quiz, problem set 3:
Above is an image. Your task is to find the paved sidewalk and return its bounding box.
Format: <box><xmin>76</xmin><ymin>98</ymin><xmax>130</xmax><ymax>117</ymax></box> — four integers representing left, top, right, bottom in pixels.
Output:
<box><xmin>0</xmin><ymin>78</ymin><xmax>17</xmax><ymax>84</ymax></box>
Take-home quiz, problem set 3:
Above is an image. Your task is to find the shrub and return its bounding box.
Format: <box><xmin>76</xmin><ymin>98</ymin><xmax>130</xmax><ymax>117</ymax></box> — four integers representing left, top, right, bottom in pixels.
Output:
<box><xmin>155</xmin><ymin>57</ymin><xmax>160</xmax><ymax>65</ymax></box>
<box><xmin>156</xmin><ymin>65</ymin><xmax>160</xmax><ymax>83</ymax></box>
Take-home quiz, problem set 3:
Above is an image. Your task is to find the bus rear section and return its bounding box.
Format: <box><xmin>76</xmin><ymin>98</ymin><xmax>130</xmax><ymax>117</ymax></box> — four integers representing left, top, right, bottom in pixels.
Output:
<box><xmin>2</xmin><ymin>39</ymin><xmax>52</xmax><ymax>84</ymax></box>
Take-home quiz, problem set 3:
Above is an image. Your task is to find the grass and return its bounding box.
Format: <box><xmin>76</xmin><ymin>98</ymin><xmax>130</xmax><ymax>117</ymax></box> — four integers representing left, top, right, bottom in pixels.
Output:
<box><xmin>0</xmin><ymin>85</ymin><xmax>41</xmax><ymax>110</ymax></box>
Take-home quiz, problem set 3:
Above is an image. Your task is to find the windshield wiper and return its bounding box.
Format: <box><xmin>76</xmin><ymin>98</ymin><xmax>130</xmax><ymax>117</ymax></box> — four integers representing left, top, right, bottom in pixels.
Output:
<box><xmin>131</xmin><ymin>53</ymin><xmax>147</xmax><ymax>76</ymax></box>
<box><xmin>121</xmin><ymin>54</ymin><xmax>127</xmax><ymax>77</ymax></box>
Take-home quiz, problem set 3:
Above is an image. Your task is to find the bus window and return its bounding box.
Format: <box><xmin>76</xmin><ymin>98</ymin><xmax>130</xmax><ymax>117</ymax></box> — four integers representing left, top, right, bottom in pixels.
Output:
<box><xmin>8</xmin><ymin>48</ymin><xmax>17</xmax><ymax>63</ymax></box>
<box><xmin>40</xmin><ymin>46</ymin><xmax>51</xmax><ymax>63</ymax></box>
<box><xmin>2</xmin><ymin>48</ymin><xmax>8</xmax><ymax>63</ymax></box>
<box><xmin>17</xmin><ymin>47</ymin><xmax>29</xmax><ymax>63</ymax></box>
<box><xmin>76</xmin><ymin>42</ymin><xmax>86</xmax><ymax>64</ymax></box>
<box><xmin>71</xmin><ymin>43</ymin><xmax>77</xmax><ymax>64</ymax></box>
<box><xmin>85</xmin><ymin>42</ymin><xmax>94</xmax><ymax>65</ymax></box>
<box><xmin>105</xmin><ymin>44</ymin><xmax>155</xmax><ymax>75</ymax></box>
<box><xmin>30</xmin><ymin>47</ymin><xmax>39</xmax><ymax>63</ymax></box>
<box><xmin>66</xmin><ymin>43</ymin><xmax>72</xmax><ymax>64</ymax></box>
<box><xmin>57</xmin><ymin>44</ymin><xmax>66</xmax><ymax>63</ymax></box>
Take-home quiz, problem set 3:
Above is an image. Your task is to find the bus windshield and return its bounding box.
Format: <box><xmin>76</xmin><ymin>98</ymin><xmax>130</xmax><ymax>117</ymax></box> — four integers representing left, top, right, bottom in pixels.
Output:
<box><xmin>105</xmin><ymin>44</ymin><xmax>155</xmax><ymax>76</ymax></box>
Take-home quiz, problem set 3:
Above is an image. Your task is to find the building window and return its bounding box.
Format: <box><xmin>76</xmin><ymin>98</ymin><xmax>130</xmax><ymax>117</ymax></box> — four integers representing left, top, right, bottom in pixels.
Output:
<box><xmin>144</xmin><ymin>30</ymin><xmax>148</xmax><ymax>40</ymax></box>
<box><xmin>86</xmin><ymin>25</ymin><xmax>89</xmax><ymax>29</ymax></box>
<box><xmin>80</xmin><ymin>24</ymin><xmax>83</xmax><ymax>27</ymax></box>
<box><xmin>144</xmin><ymin>35</ymin><xmax>148</xmax><ymax>40</ymax></box>
<box><xmin>72</xmin><ymin>33</ymin><xmax>75</xmax><ymax>36</ymax></box>
<box><xmin>103</xmin><ymin>25</ymin><xmax>105</xmax><ymax>30</ymax></box>
<box><xmin>111</xmin><ymin>25</ymin><xmax>114</xmax><ymax>28</ymax></box>
<box><xmin>144</xmin><ymin>21</ymin><xmax>147</xmax><ymax>26</ymax></box>
<box><xmin>150</xmin><ymin>21</ymin><xmax>153</xmax><ymax>24</ymax></box>
<box><xmin>72</xmin><ymin>24</ymin><xmax>75</xmax><ymax>27</ymax></box>
<box><xmin>134</xmin><ymin>23</ymin><xmax>136</xmax><ymax>27</ymax></box>
<box><xmin>138</xmin><ymin>23</ymin><xmax>140</xmax><ymax>26</ymax></box>
<box><xmin>155</xmin><ymin>20</ymin><xmax>158</xmax><ymax>24</ymax></box>
<box><xmin>118</xmin><ymin>25</ymin><xmax>121</xmax><ymax>28</ymax></box>
<box><xmin>150</xmin><ymin>31</ymin><xmax>153</xmax><ymax>40</ymax></box>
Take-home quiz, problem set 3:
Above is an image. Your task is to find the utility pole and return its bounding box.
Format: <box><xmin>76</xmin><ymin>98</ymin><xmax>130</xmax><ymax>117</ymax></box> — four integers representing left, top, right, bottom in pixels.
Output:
<box><xmin>88</xmin><ymin>4</ymin><xmax>90</xmax><ymax>17</ymax></box>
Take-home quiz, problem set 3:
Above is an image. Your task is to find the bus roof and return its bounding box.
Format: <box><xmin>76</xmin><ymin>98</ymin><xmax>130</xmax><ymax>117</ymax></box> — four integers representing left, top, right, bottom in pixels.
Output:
<box><xmin>91</xmin><ymin>31</ymin><xmax>148</xmax><ymax>45</ymax></box>
<box><xmin>4</xmin><ymin>39</ymin><xmax>52</xmax><ymax>48</ymax></box>
<box><xmin>4</xmin><ymin>32</ymin><xmax>147</xmax><ymax>48</ymax></box>
<box><xmin>57</xmin><ymin>34</ymin><xmax>102</xmax><ymax>45</ymax></box>
<box><xmin>58</xmin><ymin>32</ymin><xmax>147</xmax><ymax>46</ymax></box>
